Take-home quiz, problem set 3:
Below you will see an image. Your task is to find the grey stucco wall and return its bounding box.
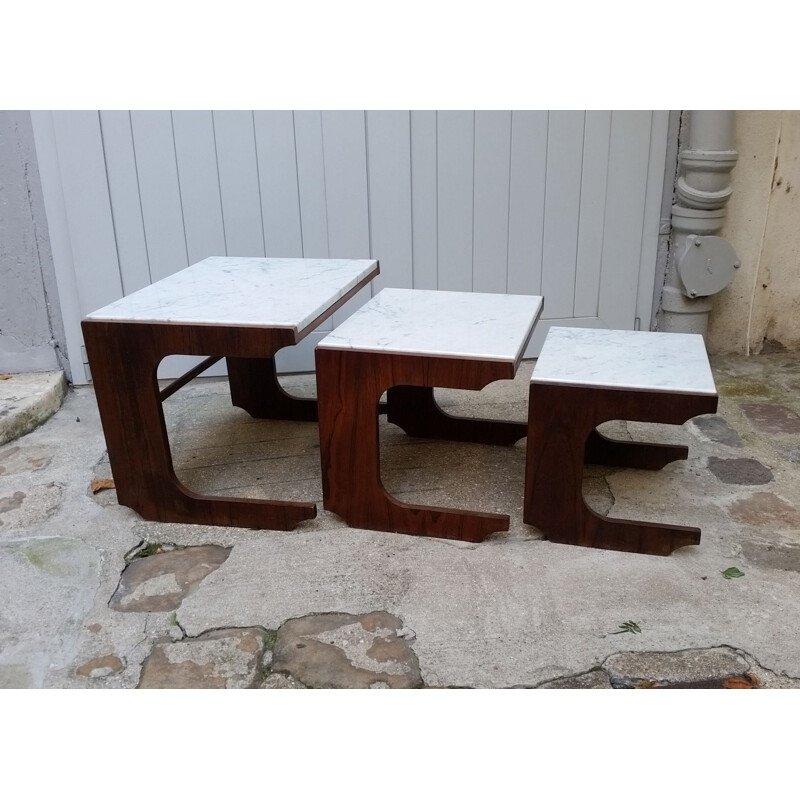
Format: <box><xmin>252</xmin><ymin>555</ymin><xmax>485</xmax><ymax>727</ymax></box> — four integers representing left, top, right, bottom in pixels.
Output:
<box><xmin>0</xmin><ymin>110</ymin><xmax>67</xmax><ymax>376</ymax></box>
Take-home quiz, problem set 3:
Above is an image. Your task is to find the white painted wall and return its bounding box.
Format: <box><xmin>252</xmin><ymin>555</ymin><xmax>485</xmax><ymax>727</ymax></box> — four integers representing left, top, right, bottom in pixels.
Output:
<box><xmin>31</xmin><ymin>110</ymin><xmax>670</xmax><ymax>384</ymax></box>
<box><xmin>709</xmin><ymin>111</ymin><xmax>800</xmax><ymax>354</ymax></box>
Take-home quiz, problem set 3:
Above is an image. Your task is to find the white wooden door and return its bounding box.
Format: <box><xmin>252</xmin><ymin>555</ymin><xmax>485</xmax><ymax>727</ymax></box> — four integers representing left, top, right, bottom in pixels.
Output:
<box><xmin>32</xmin><ymin>110</ymin><xmax>669</xmax><ymax>385</ymax></box>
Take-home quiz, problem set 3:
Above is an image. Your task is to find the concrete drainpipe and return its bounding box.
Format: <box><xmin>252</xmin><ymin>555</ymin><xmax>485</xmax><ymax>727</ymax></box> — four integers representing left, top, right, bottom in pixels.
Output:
<box><xmin>658</xmin><ymin>110</ymin><xmax>740</xmax><ymax>338</ymax></box>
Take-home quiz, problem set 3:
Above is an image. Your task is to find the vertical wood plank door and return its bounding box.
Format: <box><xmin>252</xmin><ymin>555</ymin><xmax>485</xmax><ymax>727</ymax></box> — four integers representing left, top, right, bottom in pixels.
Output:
<box><xmin>32</xmin><ymin>110</ymin><xmax>670</xmax><ymax>384</ymax></box>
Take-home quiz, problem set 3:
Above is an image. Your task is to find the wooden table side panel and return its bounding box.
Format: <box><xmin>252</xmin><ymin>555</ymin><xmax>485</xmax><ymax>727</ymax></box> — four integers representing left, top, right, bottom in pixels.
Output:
<box><xmin>82</xmin><ymin>319</ymin><xmax>315</xmax><ymax>530</ymax></box>
<box><xmin>315</xmin><ymin>347</ymin><xmax>512</xmax><ymax>542</ymax></box>
<box><xmin>524</xmin><ymin>382</ymin><xmax>718</xmax><ymax>556</ymax></box>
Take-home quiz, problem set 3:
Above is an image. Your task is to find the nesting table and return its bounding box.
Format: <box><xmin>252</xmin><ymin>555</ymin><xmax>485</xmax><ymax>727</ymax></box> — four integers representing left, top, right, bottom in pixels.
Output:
<box><xmin>523</xmin><ymin>327</ymin><xmax>718</xmax><ymax>555</ymax></box>
<box><xmin>315</xmin><ymin>288</ymin><xmax>544</xmax><ymax>542</ymax></box>
<box><xmin>82</xmin><ymin>257</ymin><xmax>378</xmax><ymax>530</ymax></box>
<box><xmin>83</xmin><ymin>256</ymin><xmax>717</xmax><ymax>556</ymax></box>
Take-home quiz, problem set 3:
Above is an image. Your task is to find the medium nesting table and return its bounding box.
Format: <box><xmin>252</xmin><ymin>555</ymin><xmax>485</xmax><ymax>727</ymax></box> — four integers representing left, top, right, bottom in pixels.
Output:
<box><xmin>82</xmin><ymin>256</ymin><xmax>378</xmax><ymax>531</ymax></box>
<box><xmin>523</xmin><ymin>327</ymin><xmax>718</xmax><ymax>556</ymax></box>
<box><xmin>315</xmin><ymin>288</ymin><xmax>544</xmax><ymax>543</ymax></box>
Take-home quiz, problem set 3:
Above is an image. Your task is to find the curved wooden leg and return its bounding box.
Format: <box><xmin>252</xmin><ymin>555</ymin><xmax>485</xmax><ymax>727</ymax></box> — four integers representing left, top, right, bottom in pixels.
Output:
<box><xmin>316</xmin><ymin>349</ymin><xmax>510</xmax><ymax>542</ymax></box>
<box><xmin>585</xmin><ymin>429</ymin><xmax>688</xmax><ymax>470</ymax></box>
<box><xmin>524</xmin><ymin>383</ymin><xmax>715</xmax><ymax>555</ymax></box>
<box><xmin>386</xmin><ymin>385</ymin><xmax>526</xmax><ymax>445</ymax></box>
<box><xmin>227</xmin><ymin>356</ymin><xmax>318</xmax><ymax>421</ymax></box>
<box><xmin>547</xmin><ymin>506</ymin><xmax>700</xmax><ymax>556</ymax></box>
<box><xmin>83</xmin><ymin>322</ymin><xmax>316</xmax><ymax>530</ymax></box>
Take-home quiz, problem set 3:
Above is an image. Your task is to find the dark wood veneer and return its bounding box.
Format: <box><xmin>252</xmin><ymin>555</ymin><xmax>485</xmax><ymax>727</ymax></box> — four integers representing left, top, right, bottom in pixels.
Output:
<box><xmin>523</xmin><ymin>382</ymin><xmax>718</xmax><ymax>556</ymax></box>
<box><xmin>82</xmin><ymin>263</ymin><xmax>378</xmax><ymax>531</ymax></box>
<box><xmin>315</xmin><ymin>347</ymin><xmax>520</xmax><ymax>542</ymax></box>
<box><xmin>386</xmin><ymin>385</ymin><xmax>527</xmax><ymax>445</ymax></box>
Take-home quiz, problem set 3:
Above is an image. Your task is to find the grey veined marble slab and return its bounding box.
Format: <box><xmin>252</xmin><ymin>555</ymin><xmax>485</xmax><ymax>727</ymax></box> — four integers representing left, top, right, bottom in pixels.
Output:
<box><xmin>85</xmin><ymin>257</ymin><xmax>378</xmax><ymax>332</ymax></box>
<box><xmin>317</xmin><ymin>288</ymin><xmax>543</xmax><ymax>365</ymax></box>
<box><xmin>532</xmin><ymin>327</ymin><xmax>717</xmax><ymax>395</ymax></box>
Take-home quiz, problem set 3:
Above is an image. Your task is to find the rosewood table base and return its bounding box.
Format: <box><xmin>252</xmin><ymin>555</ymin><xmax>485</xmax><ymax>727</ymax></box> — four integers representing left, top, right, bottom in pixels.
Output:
<box><xmin>523</xmin><ymin>382</ymin><xmax>718</xmax><ymax>556</ymax></box>
<box><xmin>316</xmin><ymin>348</ymin><xmax>525</xmax><ymax>543</ymax></box>
<box><xmin>83</xmin><ymin>319</ymin><xmax>317</xmax><ymax>531</ymax></box>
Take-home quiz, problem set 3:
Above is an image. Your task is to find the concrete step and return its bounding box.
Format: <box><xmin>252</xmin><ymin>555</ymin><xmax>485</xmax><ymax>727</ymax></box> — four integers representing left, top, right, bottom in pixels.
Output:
<box><xmin>0</xmin><ymin>370</ymin><xmax>67</xmax><ymax>446</ymax></box>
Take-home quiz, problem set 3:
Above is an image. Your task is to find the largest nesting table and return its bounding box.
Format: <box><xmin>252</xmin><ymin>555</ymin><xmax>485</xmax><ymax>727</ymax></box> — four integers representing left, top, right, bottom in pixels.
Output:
<box><xmin>82</xmin><ymin>256</ymin><xmax>378</xmax><ymax>530</ymax></box>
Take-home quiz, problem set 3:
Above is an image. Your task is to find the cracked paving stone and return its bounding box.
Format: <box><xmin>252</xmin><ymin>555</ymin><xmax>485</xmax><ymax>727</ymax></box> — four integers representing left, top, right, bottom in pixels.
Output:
<box><xmin>138</xmin><ymin>628</ymin><xmax>267</xmax><ymax>688</ymax></box>
<box><xmin>76</xmin><ymin>655</ymin><xmax>124</xmax><ymax>678</ymax></box>
<box><xmin>740</xmin><ymin>403</ymin><xmax>800</xmax><ymax>435</ymax></box>
<box><xmin>0</xmin><ymin>444</ymin><xmax>52</xmax><ymax>476</ymax></box>
<box><xmin>707</xmin><ymin>457</ymin><xmax>774</xmax><ymax>485</ymax></box>
<box><xmin>729</xmin><ymin>492</ymin><xmax>800</xmax><ymax>529</ymax></box>
<box><xmin>691</xmin><ymin>416</ymin><xmax>743</xmax><ymax>447</ymax></box>
<box><xmin>272</xmin><ymin>611</ymin><xmax>423</xmax><ymax>689</ymax></box>
<box><xmin>109</xmin><ymin>545</ymin><xmax>231</xmax><ymax>612</ymax></box>
<box><xmin>604</xmin><ymin>648</ymin><xmax>758</xmax><ymax>688</ymax></box>
<box><xmin>538</xmin><ymin>670</ymin><xmax>612</xmax><ymax>689</ymax></box>
<box><xmin>0</xmin><ymin>483</ymin><xmax>63</xmax><ymax>533</ymax></box>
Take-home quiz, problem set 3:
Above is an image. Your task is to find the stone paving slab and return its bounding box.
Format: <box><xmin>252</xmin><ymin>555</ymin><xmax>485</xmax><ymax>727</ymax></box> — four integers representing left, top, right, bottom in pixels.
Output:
<box><xmin>707</xmin><ymin>457</ymin><xmax>774</xmax><ymax>485</ymax></box>
<box><xmin>272</xmin><ymin>611</ymin><xmax>422</xmax><ymax>689</ymax></box>
<box><xmin>0</xmin><ymin>482</ymin><xmax>64</xmax><ymax>535</ymax></box>
<box><xmin>740</xmin><ymin>403</ymin><xmax>800</xmax><ymax>435</ymax></box>
<box><xmin>691</xmin><ymin>415</ymin><xmax>744</xmax><ymax>448</ymax></box>
<box><xmin>138</xmin><ymin>628</ymin><xmax>268</xmax><ymax>688</ymax></box>
<box><xmin>109</xmin><ymin>545</ymin><xmax>231</xmax><ymax>612</ymax></box>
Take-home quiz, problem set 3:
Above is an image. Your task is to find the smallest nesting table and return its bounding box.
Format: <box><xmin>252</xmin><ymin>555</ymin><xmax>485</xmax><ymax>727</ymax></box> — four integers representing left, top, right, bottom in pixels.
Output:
<box><xmin>315</xmin><ymin>288</ymin><xmax>543</xmax><ymax>543</ymax></box>
<box><xmin>524</xmin><ymin>327</ymin><xmax>718</xmax><ymax>556</ymax></box>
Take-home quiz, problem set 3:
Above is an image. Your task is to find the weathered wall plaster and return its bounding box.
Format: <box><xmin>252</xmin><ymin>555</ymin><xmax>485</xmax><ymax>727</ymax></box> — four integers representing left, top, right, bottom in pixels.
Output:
<box><xmin>0</xmin><ymin>111</ymin><xmax>66</xmax><ymax>375</ymax></box>
<box><xmin>708</xmin><ymin>111</ymin><xmax>800</xmax><ymax>354</ymax></box>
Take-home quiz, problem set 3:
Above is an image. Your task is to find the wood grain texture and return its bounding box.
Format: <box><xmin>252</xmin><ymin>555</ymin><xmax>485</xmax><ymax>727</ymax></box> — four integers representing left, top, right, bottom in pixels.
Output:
<box><xmin>585</xmin><ymin>429</ymin><xmax>688</xmax><ymax>470</ymax></box>
<box><xmin>316</xmin><ymin>347</ymin><xmax>516</xmax><ymax>542</ymax></box>
<box><xmin>386</xmin><ymin>385</ymin><xmax>526</xmax><ymax>446</ymax></box>
<box><xmin>82</xmin><ymin>266</ymin><xmax>378</xmax><ymax>530</ymax></box>
<box><xmin>83</xmin><ymin>318</ymin><xmax>315</xmax><ymax>530</ymax></box>
<box><xmin>227</xmin><ymin>356</ymin><xmax>317</xmax><ymax>421</ymax></box>
<box><xmin>524</xmin><ymin>383</ymin><xmax>718</xmax><ymax>555</ymax></box>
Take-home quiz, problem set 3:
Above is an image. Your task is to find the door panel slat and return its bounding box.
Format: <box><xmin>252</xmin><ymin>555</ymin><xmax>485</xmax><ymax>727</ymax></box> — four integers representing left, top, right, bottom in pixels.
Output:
<box><xmin>129</xmin><ymin>110</ymin><xmax>188</xmax><ymax>282</ymax></box>
<box><xmin>473</xmin><ymin>110</ymin><xmax>512</xmax><ymax>294</ymax></box>
<box><xmin>37</xmin><ymin>109</ymin><xmax>670</xmax><ymax>381</ymax></box>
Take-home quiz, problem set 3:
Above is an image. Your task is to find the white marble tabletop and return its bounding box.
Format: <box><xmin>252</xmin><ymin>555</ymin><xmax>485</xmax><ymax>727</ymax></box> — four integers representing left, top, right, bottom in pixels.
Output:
<box><xmin>85</xmin><ymin>257</ymin><xmax>378</xmax><ymax>332</ymax></box>
<box><xmin>531</xmin><ymin>327</ymin><xmax>717</xmax><ymax>395</ymax></box>
<box><xmin>317</xmin><ymin>288</ymin><xmax>544</xmax><ymax>365</ymax></box>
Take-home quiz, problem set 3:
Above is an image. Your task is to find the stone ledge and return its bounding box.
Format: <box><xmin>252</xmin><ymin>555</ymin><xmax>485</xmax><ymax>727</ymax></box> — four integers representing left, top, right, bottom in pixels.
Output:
<box><xmin>0</xmin><ymin>371</ymin><xmax>67</xmax><ymax>446</ymax></box>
